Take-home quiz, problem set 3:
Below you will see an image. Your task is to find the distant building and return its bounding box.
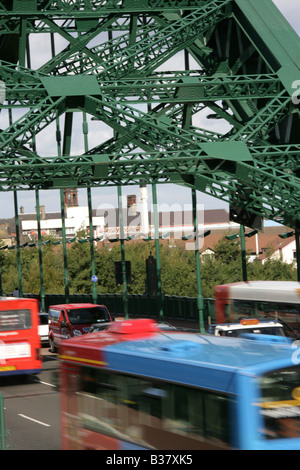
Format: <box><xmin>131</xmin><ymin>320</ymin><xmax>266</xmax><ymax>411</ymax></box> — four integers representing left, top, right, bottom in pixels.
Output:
<box><xmin>0</xmin><ymin>229</ymin><xmax>13</xmax><ymax>247</ymax></box>
<box><xmin>16</xmin><ymin>189</ymin><xmax>102</xmax><ymax>241</ymax></box>
<box><xmin>0</xmin><ymin>188</ymin><xmax>296</xmax><ymax>264</ymax></box>
<box><xmin>96</xmin><ymin>206</ymin><xmax>239</xmax><ymax>239</ymax></box>
<box><xmin>20</xmin><ymin>205</ymin><xmax>104</xmax><ymax>241</ymax></box>
<box><xmin>12</xmin><ymin>188</ymin><xmax>240</xmax><ymax>242</ymax></box>
<box><xmin>0</xmin><ymin>221</ymin><xmax>14</xmax><ymax>247</ymax></box>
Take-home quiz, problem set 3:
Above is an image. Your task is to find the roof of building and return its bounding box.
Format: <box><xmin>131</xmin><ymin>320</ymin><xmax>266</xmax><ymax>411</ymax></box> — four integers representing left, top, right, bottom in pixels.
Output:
<box><xmin>0</xmin><ymin>229</ymin><xmax>12</xmax><ymax>240</ymax></box>
<box><xmin>196</xmin><ymin>226</ymin><xmax>294</xmax><ymax>257</ymax></box>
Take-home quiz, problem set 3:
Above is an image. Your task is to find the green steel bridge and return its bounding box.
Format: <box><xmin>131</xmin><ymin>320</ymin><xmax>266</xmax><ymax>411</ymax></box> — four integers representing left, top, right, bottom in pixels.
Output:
<box><xmin>0</xmin><ymin>0</ymin><xmax>300</xmax><ymax>333</ymax></box>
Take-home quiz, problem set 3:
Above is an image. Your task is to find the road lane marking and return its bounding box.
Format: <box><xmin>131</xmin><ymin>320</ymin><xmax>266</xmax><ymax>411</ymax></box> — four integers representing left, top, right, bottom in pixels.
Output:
<box><xmin>18</xmin><ymin>414</ymin><xmax>50</xmax><ymax>427</ymax></box>
<box><xmin>39</xmin><ymin>381</ymin><xmax>56</xmax><ymax>387</ymax></box>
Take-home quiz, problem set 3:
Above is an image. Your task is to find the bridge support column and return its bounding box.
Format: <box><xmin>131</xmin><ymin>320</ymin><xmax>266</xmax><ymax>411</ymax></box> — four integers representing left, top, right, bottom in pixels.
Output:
<box><xmin>35</xmin><ymin>189</ymin><xmax>45</xmax><ymax>312</ymax></box>
<box><xmin>13</xmin><ymin>191</ymin><xmax>23</xmax><ymax>298</ymax></box>
<box><xmin>152</xmin><ymin>184</ymin><xmax>163</xmax><ymax>322</ymax></box>
<box><xmin>118</xmin><ymin>186</ymin><xmax>129</xmax><ymax>319</ymax></box>
<box><xmin>87</xmin><ymin>187</ymin><xmax>97</xmax><ymax>304</ymax></box>
<box><xmin>240</xmin><ymin>225</ymin><xmax>247</xmax><ymax>282</ymax></box>
<box><xmin>192</xmin><ymin>189</ymin><xmax>205</xmax><ymax>334</ymax></box>
<box><xmin>60</xmin><ymin>189</ymin><xmax>69</xmax><ymax>303</ymax></box>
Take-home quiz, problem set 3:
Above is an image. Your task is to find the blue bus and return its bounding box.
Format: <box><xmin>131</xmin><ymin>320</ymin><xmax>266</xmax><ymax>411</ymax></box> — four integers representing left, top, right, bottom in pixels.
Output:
<box><xmin>59</xmin><ymin>319</ymin><xmax>300</xmax><ymax>450</ymax></box>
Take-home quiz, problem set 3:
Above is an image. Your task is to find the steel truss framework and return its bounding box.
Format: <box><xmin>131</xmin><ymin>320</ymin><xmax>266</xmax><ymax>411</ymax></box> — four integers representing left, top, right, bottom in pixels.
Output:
<box><xmin>0</xmin><ymin>0</ymin><xmax>300</xmax><ymax>227</ymax></box>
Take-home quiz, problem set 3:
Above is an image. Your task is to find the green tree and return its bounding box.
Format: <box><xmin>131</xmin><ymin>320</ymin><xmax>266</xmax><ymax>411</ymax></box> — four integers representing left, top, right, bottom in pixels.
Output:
<box><xmin>68</xmin><ymin>242</ymin><xmax>93</xmax><ymax>293</ymax></box>
<box><xmin>0</xmin><ymin>234</ymin><xmax>297</xmax><ymax>300</ymax></box>
<box><xmin>160</xmin><ymin>245</ymin><xmax>196</xmax><ymax>296</ymax></box>
<box><xmin>248</xmin><ymin>258</ymin><xmax>296</xmax><ymax>281</ymax></box>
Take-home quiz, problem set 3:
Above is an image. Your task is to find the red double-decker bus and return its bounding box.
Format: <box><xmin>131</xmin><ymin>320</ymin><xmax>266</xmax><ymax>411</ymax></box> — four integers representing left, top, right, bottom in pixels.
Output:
<box><xmin>0</xmin><ymin>297</ymin><xmax>42</xmax><ymax>377</ymax></box>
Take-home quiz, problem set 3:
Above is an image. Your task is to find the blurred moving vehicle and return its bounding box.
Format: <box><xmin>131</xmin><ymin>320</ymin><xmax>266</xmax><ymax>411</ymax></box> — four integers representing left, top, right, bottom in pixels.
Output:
<box><xmin>0</xmin><ymin>297</ymin><xmax>41</xmax><ymax>376</ymax></box>
<box><xmin>48</xmin><ymin>303</ymin><xmax>112</xmax><ymax>352</ymax></box>
<box><xmin>59</xmin><ymin>319</ymin><xmax>300</xmax><ymax>450</ymax></box>
<box><xmin>209</xmin><ymin>318</ymin><xmax>287</xmax><ymax>338</ymax></box>
<box><xmin>88</xmin><ymin>320</ymin><xmax>178</xmax><ymax>333</ymax></box>
<box><xmin>38</xmin><ymin>313</ymin><xmax>49</xmax><ymax>346</ymax></box>
<box><xmin>215</xmin><ymin>281</ymin><xmax>300</xmax><ymax>336</ymax></box>
<box><xmin>89</xmin><ymin>322</ymin><xmax>112</xmax><ymax>333</ymax></box>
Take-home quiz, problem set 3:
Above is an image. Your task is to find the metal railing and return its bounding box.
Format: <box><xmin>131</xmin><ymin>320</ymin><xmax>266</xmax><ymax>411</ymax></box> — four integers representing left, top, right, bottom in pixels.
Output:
<box><xmin>23</xmin><ymin>292</ymin><xmax>215</xmax><ymax>327</ymax></box>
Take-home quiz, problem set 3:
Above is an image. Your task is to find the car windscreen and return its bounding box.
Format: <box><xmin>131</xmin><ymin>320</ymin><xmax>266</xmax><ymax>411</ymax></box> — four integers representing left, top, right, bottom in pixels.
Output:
<box><xmin>66</xmin><ymin>307</ymin><xmax>109</xmax><ymax>325</ymax></box>
<box><xmin>39</xmin><ymin>314</ymin><xmax>48</xmax><ymax>325</ymax></box>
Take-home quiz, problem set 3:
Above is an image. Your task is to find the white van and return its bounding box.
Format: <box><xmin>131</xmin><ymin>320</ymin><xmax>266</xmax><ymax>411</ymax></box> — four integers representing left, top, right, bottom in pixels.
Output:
<box><xmin>209</xmin><ymin>318</ymin><xmax>286</xmax><ymax>337</ymax></box>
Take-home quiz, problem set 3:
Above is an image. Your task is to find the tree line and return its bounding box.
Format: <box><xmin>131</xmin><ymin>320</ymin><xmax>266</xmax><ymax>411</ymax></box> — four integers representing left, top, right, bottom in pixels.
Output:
<box><xmin>0</xmin><ymin>234</ymin><xmax>297</xmax><ymax>299</ymax></box>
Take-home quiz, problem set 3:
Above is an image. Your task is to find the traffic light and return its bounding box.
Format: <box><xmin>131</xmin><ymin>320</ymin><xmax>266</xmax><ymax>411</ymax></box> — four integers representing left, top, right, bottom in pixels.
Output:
<box><xmin>114</xmin><ymin>261</ymin><xmax>132</xmax><ymax>285</ymax></box>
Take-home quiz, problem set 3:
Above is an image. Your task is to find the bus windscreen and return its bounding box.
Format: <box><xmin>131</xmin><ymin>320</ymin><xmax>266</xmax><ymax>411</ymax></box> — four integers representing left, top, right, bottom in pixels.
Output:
<box><xmin>258</xmin><ymin>366</ymin><xmax>300</xmax><ymax>439</ymax></box>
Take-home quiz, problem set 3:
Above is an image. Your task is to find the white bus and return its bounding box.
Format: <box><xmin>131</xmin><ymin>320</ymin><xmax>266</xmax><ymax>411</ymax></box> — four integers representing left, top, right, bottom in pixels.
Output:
<box><xmin>215</xmin><ymin>281</ymin><xmax>300</xmax><ymax>336</ymax></box>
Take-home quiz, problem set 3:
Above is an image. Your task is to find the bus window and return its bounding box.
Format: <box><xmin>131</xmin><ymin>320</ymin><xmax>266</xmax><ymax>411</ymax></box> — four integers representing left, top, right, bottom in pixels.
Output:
<box><xmin>164</xmin><ymin>383</ymin><xmax>231</xmax><ymax>445</ymax></box>
<box><xmin>233</xmin><ymin>300</ymin><xmax>256</xmax><ymax>317</ymax></box>
<box><xmin>204</xmin><ymin>393</ymin><xmax>230</xmax><ymax>443</ymax></box>
<box><xmin>77</xmin><ymin>366</ymin><xmax>232</xmax><ymax>449</ymax></box>
<box><xmin>164</xmin><ymin>384</ymin><xmax>201</xmax><ymax>437</ymax></box>
<box><xmin>139</xmin><ymin>386</ymin><xmax>166</xmax><ymax>426</ymax></box>
<box><xmin>0</xmin><ymin>309</ymin><xmax>32</xmax><ymax>331</ymax></box>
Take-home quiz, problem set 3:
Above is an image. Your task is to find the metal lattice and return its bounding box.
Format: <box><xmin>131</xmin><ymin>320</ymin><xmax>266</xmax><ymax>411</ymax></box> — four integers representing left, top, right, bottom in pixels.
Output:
<box><xmin>0</xmin><ymin>0</ymin><xmax>300</xmax><ymax>226</ymax></box>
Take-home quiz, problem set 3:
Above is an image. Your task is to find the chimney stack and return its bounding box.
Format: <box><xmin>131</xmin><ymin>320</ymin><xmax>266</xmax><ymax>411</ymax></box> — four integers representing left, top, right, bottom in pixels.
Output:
<box><xmin>127</xmin><ymin>194</ymin><xmax>137</xmax><ymax>216</ymax></box>
<box><xmin>139</xmin><ymin>185</ymin><xmax>149</xmax><ymax>235</ymax></box>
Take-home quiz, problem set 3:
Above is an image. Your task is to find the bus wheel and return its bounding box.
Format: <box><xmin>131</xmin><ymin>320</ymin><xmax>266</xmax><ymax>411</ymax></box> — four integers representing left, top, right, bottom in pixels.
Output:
<box><xmin>49</xmin><ymin>338</ymin><xmax>56</xmax><ymax>353</ymax></box>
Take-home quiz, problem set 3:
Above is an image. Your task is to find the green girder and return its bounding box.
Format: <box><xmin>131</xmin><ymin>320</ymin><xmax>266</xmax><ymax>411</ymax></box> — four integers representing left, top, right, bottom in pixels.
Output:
<box><xmin>0</xmin><ymin>0</ymin><xmax>300</xmax><ymax>227</ymax></box>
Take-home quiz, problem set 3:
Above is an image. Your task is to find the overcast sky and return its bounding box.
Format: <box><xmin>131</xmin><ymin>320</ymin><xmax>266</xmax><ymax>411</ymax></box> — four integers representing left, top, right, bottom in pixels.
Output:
<box><xmin>0</xmin><ymin>0</ymin><xmax>299</xmax><ymax>219</ymax></box>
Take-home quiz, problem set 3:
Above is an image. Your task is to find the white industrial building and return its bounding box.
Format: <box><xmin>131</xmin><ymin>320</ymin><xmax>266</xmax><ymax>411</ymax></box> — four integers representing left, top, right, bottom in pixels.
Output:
<box><xmin>18</xmin><ymin>187</ymin><xmax>240</xmax><ymax>241</ymax></box>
